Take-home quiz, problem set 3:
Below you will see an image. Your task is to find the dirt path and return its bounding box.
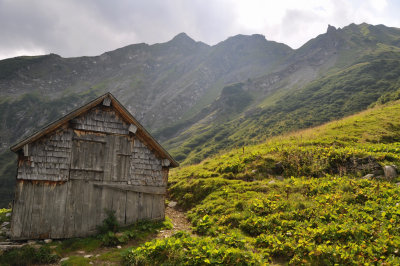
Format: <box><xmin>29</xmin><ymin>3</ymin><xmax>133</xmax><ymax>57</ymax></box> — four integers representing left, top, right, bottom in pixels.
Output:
<box><xmin>156</xmin><ymin>206</ymin><xmax>192</xmax><ymax>239</ymax></box>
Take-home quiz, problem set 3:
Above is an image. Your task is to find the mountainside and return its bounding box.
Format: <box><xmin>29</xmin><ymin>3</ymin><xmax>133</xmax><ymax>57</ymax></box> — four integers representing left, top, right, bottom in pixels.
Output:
<box><xmin>164</xmin><ymin>23</ymin><xmax>400</xmax><ymax>164</ymax></box>
<box><xmin>152</xmin><ymin>100</ymin><xmax>400</xmax><ymax>265</ymax></box>
<box><xmin>2</xmin><ymin>23</ymin><xmax>400</xmax><ymax>207</ymax></box>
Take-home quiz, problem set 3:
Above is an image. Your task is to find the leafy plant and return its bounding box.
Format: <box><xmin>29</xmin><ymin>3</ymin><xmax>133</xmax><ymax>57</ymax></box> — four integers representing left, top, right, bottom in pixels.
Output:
<box><xmin>0</xmin><ymin>245</ymin><xmax>59</xmax><ymax>265</ymax></box>
<box><xmin>97</xmin><ymin>209</ymin><xmax>119</xmax><ymax>234</ymax></box>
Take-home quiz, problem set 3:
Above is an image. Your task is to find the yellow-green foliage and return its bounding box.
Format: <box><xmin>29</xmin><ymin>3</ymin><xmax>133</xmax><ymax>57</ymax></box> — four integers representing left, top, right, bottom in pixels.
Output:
<box><xmin>143</xmin><ymin>101</ymin><xmax>400</xmax><ymax>265</ymax></box>
<box><xmin>170</xmin><ymin>101</ymin><xmax>400</xmax><ymax>186</ymax></box>
<box><xmin>124</xmin><ymin>231</ymin><xmax>262</xmax><ymax>265</ymax></box>
<box><xmin>0</xmin><ymin>208</ymin><xmax>11</xmax><ymax>224</ymax></box>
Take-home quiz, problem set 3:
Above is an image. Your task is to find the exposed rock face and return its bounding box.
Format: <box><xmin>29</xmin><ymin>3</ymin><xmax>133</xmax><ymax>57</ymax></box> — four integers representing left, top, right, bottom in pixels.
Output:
<box><xmin>331</xmin><ymin>156</ymin><xmax>382</xmax><ymax>176</ymax></box>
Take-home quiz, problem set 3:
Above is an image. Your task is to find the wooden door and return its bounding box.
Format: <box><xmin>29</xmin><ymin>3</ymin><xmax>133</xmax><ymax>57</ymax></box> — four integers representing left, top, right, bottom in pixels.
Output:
<box><xmin>103</xmin><ymin>135</ymin><xmax>133</xmax><ymax>182</ymax></box>
<box><xmin>70</xmin><ymin>136</ymin><xmax>105</xmax><ymax>181</ymax></box>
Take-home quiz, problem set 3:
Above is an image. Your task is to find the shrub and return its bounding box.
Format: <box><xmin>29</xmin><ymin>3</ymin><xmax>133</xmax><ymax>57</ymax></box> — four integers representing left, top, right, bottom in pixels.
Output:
<box><xmin>0</xmin><ymin>245</ymin><xmax>59</xmax><ymax>265</ymax></box>
<box><xmin>97</xmin><ymin>209</ymin><xmax>119</xmax><ymax>234</ymax></box>
<box><xmin>124</xmin><ymin>232</ymin><xmax>262</xmax><ymax>265</ymax></box>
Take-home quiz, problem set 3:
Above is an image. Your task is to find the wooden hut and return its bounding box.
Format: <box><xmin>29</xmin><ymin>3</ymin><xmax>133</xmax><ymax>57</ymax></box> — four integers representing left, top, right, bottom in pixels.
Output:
<box><xmin>9</xmin><ymin>92</ymin><xmax>178</xmax><ymax>240</ymax></box>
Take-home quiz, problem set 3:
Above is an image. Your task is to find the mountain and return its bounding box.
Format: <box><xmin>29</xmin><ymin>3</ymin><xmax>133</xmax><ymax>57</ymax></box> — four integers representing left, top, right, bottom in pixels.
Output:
<box><xmin>163</xmin><ymin>23</ymin><xmax>400</xmax><ymax>164</ymax></box>
<box><xmin>2</xmin><ymin>23</ymin><xmax>400</xmax><ymax>207</ymax></box>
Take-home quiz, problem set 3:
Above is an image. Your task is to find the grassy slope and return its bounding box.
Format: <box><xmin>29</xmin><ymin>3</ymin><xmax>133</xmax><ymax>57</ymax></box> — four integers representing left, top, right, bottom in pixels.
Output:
<box><xmin>125</xmin><ymin>101</ymin><xmax>400</xmax><ymax>265</ymax></box>
<box><xmin>166</xmin><ymin>52</ymin><xmax>400</xmax><ymax>165</ymax></box>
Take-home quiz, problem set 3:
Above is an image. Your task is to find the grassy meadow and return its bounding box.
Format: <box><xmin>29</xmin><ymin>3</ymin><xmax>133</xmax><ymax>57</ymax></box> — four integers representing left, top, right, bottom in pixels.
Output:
<box><xmin>125</xmin><ymin>101</ymin><xmax>400</xmax><ymax>265</ymax></box>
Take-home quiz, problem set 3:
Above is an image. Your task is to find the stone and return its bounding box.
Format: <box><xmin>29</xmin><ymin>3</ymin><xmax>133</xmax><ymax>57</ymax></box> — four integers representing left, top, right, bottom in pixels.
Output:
<box><xmin>117</xmin><ymin>245</ymin><xmax>122</xmax><ymax>249</ymax></box>
<box><xmin>84</xmin><ymin>254</ymin><xmax>93</xmax><ymax>258</ymax></box>
<box><xmin>27</xmin><ymin>240</ymin><xmax>36</xmax><ymax>245</ymax></box>
<box><xmin>5</xmin><ymin>213</ymin><xmax>11</xmax><ymax>217</ymax></box>
<box><xmin>60</xmin><ymin>257</ymin><xmax>69</xmax><ymax>262</ymax></box>
<box><xmin>1</xmin><ymin>222</ymin><xmax>10</xmax><ymax>227</ymax></box>
<box><xmin>383</xmin><ymin>165</ymin><xmax>397</xmax><ymax>180</ymax></box>
<box><xmin>44</xmin><ymin>239</ymin><xmax>52</xmax><ymax>244</ymax></box>
<box><xmin>268</xmin><ymin>180</ymin><xmax>276</xmax><ymax>184</ymax></box>
<box><xmin>77</xmin><ymin>250</ymin><xmax>85</xmax><ymax>254</ymax></box>
<box><xmin>273</xmin><ymin>162</ymin><xmax>284</xmax><ymax>175</ymax></box>
<box><xmin>168</xmin><ymin>201</ymin><xmax>177</xmax><ymax>208</ymax></box>
<box><xmin>362</xmin><ymin>174</ymin><xmax>374</xmax><ymax>179</ymax></box>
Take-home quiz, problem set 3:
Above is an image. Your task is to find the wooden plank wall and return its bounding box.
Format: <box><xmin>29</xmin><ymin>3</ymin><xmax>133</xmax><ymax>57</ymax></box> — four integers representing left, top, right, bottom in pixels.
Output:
<box><xmin>11</xmin><ymin>181</ymin><xmax>166</xmax><ymax>239</ymax></box>
<box><xmin>12</xmin><ymin>103</ymin><xmax>168</xmax><ymax>239</ymax></box>
<box><xmin>11</xmin><ymin>181</ymin><xmax>68</xmax><ymax>239</ymax></box>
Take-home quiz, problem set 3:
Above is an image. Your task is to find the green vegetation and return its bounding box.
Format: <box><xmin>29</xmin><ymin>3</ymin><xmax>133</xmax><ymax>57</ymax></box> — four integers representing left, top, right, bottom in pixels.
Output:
<box><xmin>0</xmin><ymin>151</ymin><xmax>17</xmax><ymax>208</ymax></box>
<box><xmin>167</xmin><ymin>55</ymin><xmax>400</xmax><ymax>165</ymax></box>
<box><xmin>0</xmin><ymin>208</ymin><xmax>11</xmax><ymax>224</ymax></box>
<box><xmin>128</xmin><ymin>101</ymin><xmax>400</xmax><ymax>264</ymax></box>
<box><xmin>0</xmin><ymin>55</ymin><xmax>49</xmax><ymax>79</ymax></box>
<box><xmin>0</xmin><ymin>245</ymin><xmax>59</xmax><ymax>266</ymax></box>
<box><xmin>0</xmin><ymin>210</ymin><xmax>172</xmax><ymax>265</ymax></box>
<box><xmin>124</xmin><ymin>231</ymin><xmax>261</xmax><ymax>265</ymax></box>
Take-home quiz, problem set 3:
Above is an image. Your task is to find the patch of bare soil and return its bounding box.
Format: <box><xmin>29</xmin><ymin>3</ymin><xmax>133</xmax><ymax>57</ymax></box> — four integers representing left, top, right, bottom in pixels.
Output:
<box><xmin>156</xmin><ymin>206</ymin><xmax>192</xmax><ymax>239</ymax></box>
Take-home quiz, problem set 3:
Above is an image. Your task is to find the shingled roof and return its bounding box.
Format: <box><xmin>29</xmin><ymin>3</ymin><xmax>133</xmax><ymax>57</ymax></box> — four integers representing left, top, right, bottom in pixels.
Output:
<box><xmin>10</xmin><ymin>92</ymin><xmax>179</xmax><ymax>167</ymax></box>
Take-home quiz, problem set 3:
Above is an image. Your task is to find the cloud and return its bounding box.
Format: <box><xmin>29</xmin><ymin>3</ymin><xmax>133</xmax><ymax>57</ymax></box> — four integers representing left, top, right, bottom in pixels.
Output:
<box><xmin>0</xmin><ymin>0</ymin><xmax>399</xmax><ymax>59</ymax></box>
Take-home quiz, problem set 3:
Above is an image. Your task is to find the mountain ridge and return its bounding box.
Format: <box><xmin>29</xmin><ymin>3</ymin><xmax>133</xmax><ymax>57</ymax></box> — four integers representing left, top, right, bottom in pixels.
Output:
<box><xmin>2</xmin><ymin>22</ymin><xmax>400</xmax><ymax>206</ymax></box>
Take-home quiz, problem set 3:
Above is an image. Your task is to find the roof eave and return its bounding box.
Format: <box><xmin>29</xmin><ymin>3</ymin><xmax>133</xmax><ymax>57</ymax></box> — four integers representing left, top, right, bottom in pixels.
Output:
<box><xmin>10</xmin><ymin>92</ymin><xmax>179</xmax><ymax>167</ymax></box>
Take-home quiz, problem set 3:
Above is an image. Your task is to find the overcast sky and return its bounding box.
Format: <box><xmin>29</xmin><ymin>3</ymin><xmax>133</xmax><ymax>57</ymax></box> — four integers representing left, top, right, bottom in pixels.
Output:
<box><xmin>0</xmin><ymin>0</ymin><xmax>399</xmax><ymax>60</ymax></box>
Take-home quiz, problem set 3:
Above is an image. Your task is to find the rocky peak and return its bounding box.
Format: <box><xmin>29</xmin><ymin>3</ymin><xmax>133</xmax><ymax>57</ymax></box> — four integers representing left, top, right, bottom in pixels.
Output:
<box><xmin>169</xmin><ymin>32</ymin><xmax>196</xmax><ymax>45</ymax></box>
<box><xmin>327</xmin><ymin>24</ymin><xmax>337</xmax><ymax>34</ymax></box>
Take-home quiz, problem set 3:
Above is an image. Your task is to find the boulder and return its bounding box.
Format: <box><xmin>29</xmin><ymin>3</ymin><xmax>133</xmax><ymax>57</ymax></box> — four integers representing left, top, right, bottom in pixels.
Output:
<box><xmin>60</xmin><ymin>257</ymin><xmax>69</xmax><ymax>262</ymax></box>
<box><xmin>383</xmin><ymin>165</ymin><xmax>397</xmax><ymax>180</ymax></box>
<box><xmin>27</xmin><ymin>240</ymin><xmax>36</xmax><ymax>245</ymax></box>
<box><xmin>362</xmin><ymin>174</ymin><xmax>374</xmax><ymax>179</ymax></box>
<box><xmin>1</xmin><ymin>222</ymin><xmax>9</xmax><ymax>228</ymax></box>
<box><xmin>273</xmin><ymin>162</ymin><xmax>284</xmax><ymax>175</ymax></box>
<box><xmin>168</xmin><ymin>201</ymin><xmax>177</xmax><ymax>208</ymax></box>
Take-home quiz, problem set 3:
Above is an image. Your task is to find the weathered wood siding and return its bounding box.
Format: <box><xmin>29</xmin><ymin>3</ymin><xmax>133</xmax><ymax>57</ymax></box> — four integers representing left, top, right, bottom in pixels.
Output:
<box><xmin>11</xmin><ymin>103</ymin><xmax>169</xmax><ymax>240</ymax></box>
<box><xmin>11</xmin><ymin>180</ymin><xmax>165</xmax><ymax>239</ymax></box>
<box><xmin>129</xmin><ymin>139</ymin><xmax>165</xmax><ymax>187</ymax></box>
<box><xmin>17</xmin><ymin>128</ymin><xmax>73</xmax><ymax>181</ymax></box>
<box><xmin>70</xmin><ymin>106</ymin><xmax>130</xmax><ymax>134</ymax></box>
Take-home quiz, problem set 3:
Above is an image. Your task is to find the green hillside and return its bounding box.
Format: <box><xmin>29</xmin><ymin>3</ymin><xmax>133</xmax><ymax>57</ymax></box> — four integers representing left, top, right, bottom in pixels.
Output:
<box><xmin>161</xmin><ymin>23</ymin><xmax>400</xmax><ymax>165</ymax></box>
<box><xmin>125</xmin><ymin>101</ymin><xmax>400</xmax><ymax>265</ymax></box>
<box><xmin>166</xmin><ymin>51</ymin><xmax>400</xmax><ymax>165</ymax></box>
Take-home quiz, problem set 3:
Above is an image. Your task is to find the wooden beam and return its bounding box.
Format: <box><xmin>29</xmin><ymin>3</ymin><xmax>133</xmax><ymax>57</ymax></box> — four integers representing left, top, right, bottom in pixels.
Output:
<box><xmin>92</xmin><ymin>182</ymin><xmax>166</xmax><ymax>195</ymax></box>
<box><xmin>102</xmin><ymin>97</ymin><xmax>111</xmax><ymax>106</ymax></box>
<box><xmin>129</xmin><ymin>124</ymin><xmax>137</xmax><ymax>134</ymax></box>
<box><xmin>23</xmin><ymin>144</ymin><xmax>29</xmax><ymax>156</ymax></box>
<box><xmin>162</xmin><ymin>159</ymin><xmax>170</xmax><ymax>167</ymax></box>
